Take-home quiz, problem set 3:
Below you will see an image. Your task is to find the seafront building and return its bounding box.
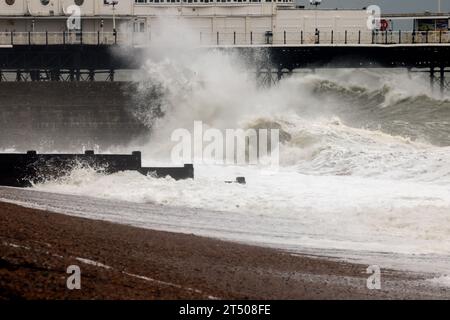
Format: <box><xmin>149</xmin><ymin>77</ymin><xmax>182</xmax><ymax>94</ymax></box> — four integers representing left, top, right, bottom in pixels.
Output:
<box><xmin>0</xmin><ymin>0</ymin><xmax>370</xmax><ymax>45</ymax></box>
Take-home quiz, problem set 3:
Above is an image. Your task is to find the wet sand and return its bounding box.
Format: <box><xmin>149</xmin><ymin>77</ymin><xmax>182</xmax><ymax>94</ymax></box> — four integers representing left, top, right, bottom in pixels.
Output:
<box><xmin>0</xmin><ymin>201</ymin><xmax>447</xmax><ymax>300</ymax></box>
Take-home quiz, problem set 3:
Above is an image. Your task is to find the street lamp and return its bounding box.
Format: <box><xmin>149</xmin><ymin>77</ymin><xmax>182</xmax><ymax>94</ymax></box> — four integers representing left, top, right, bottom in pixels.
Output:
<box><xmin>310</xmin><ymin>0</ymin><xmax>322</xmax><ymax>43</ymax></box>
<box><xmin>310</xmin><ymin>0</ymin><xmax>322</xmax><ymax>7</ymax></box>
<box><xmin>104</xmin><ymin>0</ymin><xmax>118</xmax><ymax>34</ymax></box>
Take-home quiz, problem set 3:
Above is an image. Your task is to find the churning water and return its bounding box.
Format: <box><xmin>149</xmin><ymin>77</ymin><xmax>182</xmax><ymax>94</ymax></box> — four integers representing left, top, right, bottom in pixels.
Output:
<box><xmin>20</xmin><ymin>21</ymin><xmax>450</xmax><ymax>272</ymax></box>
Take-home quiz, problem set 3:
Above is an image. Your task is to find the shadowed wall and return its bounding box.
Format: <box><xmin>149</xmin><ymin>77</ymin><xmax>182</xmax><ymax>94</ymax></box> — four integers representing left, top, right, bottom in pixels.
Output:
<box><xmin>0</xmin><ymin>82</ymin><xmax>147</xmax><ymax>151</ymax></box>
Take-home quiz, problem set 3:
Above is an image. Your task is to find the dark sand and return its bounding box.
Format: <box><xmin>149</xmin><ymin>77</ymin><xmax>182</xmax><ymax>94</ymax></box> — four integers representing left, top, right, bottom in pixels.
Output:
<box><xmin>0</xmin><ymin>201</ymin><xmax>447</xmax><ymax>300</ymax></box>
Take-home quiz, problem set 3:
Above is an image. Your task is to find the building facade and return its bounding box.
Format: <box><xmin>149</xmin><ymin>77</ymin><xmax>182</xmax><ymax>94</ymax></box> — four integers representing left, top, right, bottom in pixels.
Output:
<box><xmin>0</xmin><ymin>0</ymin><xmax>370</xmax><ymax>45</ymax></box>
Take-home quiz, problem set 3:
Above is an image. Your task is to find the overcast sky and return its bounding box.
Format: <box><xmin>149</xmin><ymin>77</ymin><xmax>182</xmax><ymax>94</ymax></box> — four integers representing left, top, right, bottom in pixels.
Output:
<box><xmin>301</xmin><ymin>0</ymin><xmax>450</xmax><ymax>13</ymax></box>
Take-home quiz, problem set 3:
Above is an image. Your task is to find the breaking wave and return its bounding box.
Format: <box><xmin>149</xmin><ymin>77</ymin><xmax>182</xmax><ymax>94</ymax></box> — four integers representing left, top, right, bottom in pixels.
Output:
<box><xmin>120</xmin><ymin>44</ymin><xmax>450</xmax><ymax>185</ymax></box>
<box><xmin>30</xmin><ymin>20</ymin><xmax>450</xmax><ymax>259</ymax></box>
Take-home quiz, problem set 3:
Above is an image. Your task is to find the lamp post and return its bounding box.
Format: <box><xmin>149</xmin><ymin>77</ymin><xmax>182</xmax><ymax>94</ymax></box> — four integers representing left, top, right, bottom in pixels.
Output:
<box><xmin>310</xmin><ymin>0</ymin><xmax>322</xmax><ymax>8</ymax></box>
<box><xmin>104</xmin><ymin>0</ymin><xmax>118</xmax><ymax>34</ymax></box>
<box><xmin>100</xmin><ymin>19</ymin><xmax>104</xmax><ymax>44</ymax></box>
<box><xmin>310</xmin><ymin>0</ymin><xmax>322</xmax><ymax>44</ymax></box>
<box><xmin>310</xmin><ymin>1</ymin><xmax>322</xmax><ymax>28</ymax></box>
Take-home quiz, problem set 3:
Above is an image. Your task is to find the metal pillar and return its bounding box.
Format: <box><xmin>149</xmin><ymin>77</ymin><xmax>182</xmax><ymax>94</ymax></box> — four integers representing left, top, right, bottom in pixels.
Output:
<box><xmin>75</xmin><ymin>69</ymin><xmax>81</xmax><ymax>81</ymax></box>
<box><xmin>88</xmin><ymin>69</ymin><xmax>95</xmax><ymax>81</ymax></box>
<box><xmin>50</xmin><ymin>69</ymin><xmax>61</xmax><ymax>81</ymax></box>
<box><xmin>256</xmin><ymin>65</ymin><xmax>294</xmax><ymax>87</ymax></box>
<box><xmin>428</xmin><ymin>66</ymin><xmax>449</xmax><ymax>96</ymax></box>
<box><xmin>30</xmin><ymin>70</ymin><xmax>40</xmax><ymax>81</ymax></box>
<box><xmin>107</xmin><ymin>69</ymin><xmax>115</xmax><ymax>82</ymax></box>
<box><xmin>277</xmin><ymin>68</ymin><xmax>283</xmax><ymax>81</ymax></box>
<box><xmin>16</xmin><ymin>70</ymin><xmax>22</xmax><ymax>82</ymax></box>
<box><xmin>276</xmin><ymin>67</ymin><xmax>293</xmax><ymax>81</ymax></box>
<box><xmin>256</xmin><ymin>66</ymin><xmax>276</xmax><ymax>88</ymax></box>
<box><xmin>430</xmin><ymin>67</ymin><xmax>435</xmax><ymax>92</ymax></box>
<box><xmin>69</xmin><ymin>69</ymin><xmax>75</xmax><ymax>82</ymax></box>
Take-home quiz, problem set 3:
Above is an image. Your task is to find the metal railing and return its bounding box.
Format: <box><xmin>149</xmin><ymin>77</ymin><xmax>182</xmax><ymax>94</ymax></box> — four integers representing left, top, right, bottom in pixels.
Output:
<box><xmin>1</xmin><ymin>30</ymin><xmax>450</xmax><ymax>46</ymax></box>
<box><xmin>0</xmin><ymin>31</ymin><xmax>119</xmax><ymax>46</ymax></box>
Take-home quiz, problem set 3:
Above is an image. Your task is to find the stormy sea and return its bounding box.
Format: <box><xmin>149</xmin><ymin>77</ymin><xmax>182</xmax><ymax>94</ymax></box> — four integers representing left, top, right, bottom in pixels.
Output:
<box><xmin>1</xmin><ymin>26</ymin><xmax>450</xmax><ymax>286</ymax></box>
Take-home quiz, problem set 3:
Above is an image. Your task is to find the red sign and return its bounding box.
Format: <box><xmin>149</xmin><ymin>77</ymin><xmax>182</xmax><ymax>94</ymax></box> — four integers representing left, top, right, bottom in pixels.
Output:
<box><xmin>380</xmin><ymin>19</ymin><xmax>389</xmax><ymax>31</ymax></box>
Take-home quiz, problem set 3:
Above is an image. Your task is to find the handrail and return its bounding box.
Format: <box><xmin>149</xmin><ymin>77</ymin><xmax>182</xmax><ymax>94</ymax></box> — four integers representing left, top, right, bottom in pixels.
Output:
<box><xmin>0</xmin><ymin>31</ymin><xmax>449</xmax><ymax>46</ymax></box>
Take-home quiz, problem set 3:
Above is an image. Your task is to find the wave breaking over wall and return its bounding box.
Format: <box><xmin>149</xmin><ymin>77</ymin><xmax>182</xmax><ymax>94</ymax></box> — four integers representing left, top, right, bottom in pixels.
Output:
<box><xmin>23</xmin><ymin>20</ymin><xmax>450</xmax><ymax>265</ymax></box>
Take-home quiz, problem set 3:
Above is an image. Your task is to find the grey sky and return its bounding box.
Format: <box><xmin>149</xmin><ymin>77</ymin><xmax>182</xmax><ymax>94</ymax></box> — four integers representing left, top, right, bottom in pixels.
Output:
<box><xmin>300</xmin><ymin>1</ymin><xmax>450</xmax><ymax>13</ymax></box>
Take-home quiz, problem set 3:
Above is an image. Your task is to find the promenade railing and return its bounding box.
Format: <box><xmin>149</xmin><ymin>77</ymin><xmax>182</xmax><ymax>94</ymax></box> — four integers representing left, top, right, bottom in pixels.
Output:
<box><xmin>1</xmin><ymin>30</ymin><xmax>450</xmax><ymax>46</ymax></box>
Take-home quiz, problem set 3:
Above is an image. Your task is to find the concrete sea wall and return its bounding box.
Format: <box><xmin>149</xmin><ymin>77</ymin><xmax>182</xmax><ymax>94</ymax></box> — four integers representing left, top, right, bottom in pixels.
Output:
<box><xmin>0</xmin><ymin>82</ymin><xmax>148</xmax><ymax>151</ymax></box>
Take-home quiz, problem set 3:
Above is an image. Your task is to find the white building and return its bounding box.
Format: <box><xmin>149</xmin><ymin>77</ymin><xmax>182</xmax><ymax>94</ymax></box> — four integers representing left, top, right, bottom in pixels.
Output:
<box><xmin>0</xmin><ymin>0</ymin><xmax>370</xmax><ymax>45</ymax></box>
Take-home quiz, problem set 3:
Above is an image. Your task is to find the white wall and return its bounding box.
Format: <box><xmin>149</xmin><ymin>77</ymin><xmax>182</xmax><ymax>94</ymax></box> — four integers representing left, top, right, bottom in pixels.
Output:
<box><xmin>276</xmin><ymin>9</ymin><xmax>368</xmax><ymax>33</ymax></box>
<box><xmin>0</xmin><ymin>0</ymin><xmax>368</xmax><ymax>43</ymax></box>
<box><xmin>0</xmin><ymin>0</ymin><xmax>26</xmax><ymax>15</ymax></box>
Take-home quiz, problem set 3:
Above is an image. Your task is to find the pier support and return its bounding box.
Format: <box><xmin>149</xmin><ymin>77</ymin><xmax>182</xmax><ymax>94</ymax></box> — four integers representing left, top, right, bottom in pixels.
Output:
<box><xmin>408</xmin><ymin>67</ymin><xmax>449</xmax><ymax>96</ymax></box>
<box><xmin>50</xmin><ymin>69</ymin><xmax>61</xmax><ymax>81</ymax></box>
<box><xmin>106</xmin><ymin>69</ymin><xmax>115</xmax><ymax>82</ymax></box>
<box><xmin>430</xmin><ymin>67</ymin><xmax>435</xmax><ymax>92</ymax></box>
<box><xmin>277</xmin><ymin>68</ymin><xmax>292</xmax><ymax>81</ymax></box>
<box><xmin>15</xmin><ymin>70</ymin><xmax>30</xmax><ymax>82</ymax></box>
<box><xmin>440</xmin><ymin>67</ymin><xmax>447</xmax><ymax>95</ymax></box>
<box><xmin>256</xmin><ymin>65</ymin><xmax>293</xmax><ymax>87</ymax></box>
<box><xmin>88</xmin><ymin>69</ymin><xmax>95</xmax><ymax>81</ymax></box>
<box><xmin>429</xmin><ymin>66</ymin><xmax>449</xmax><ymax>95</ymax></box>
<box><xmin>0</xmin><ymin>69</ymin><xmax>117</xmax><ymax>82</ymax></box>
<box><xmin>256</xmin><ymin>66</ymin><xmax>277</xmax><ymax>87</ymax></box>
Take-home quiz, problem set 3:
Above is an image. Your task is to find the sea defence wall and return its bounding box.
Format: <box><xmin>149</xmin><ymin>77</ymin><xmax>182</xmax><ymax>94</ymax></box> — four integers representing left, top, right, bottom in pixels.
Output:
<box><xmin>0</xmin><ymin>151</ymin><xmax>194</xmax><ymax>187</ymax></box>
<box><xmin>0</xmin><ymin>82</ymin><xmax>147</xmax><ymax>151</ymax></box>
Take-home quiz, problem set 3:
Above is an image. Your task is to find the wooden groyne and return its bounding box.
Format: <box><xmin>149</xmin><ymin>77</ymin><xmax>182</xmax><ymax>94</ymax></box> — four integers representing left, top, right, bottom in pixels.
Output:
<box><xmin>0</xmin><ymin>151</ymin><xmax>193</xmax><ymax>187</ymax></box>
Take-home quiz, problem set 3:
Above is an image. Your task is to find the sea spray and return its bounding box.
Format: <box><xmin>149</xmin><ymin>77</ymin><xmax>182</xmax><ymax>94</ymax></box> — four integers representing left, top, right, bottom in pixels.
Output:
<box><xmin>31</xmin><ymin>18</ymin><xmax>450</xmax><ymax>263</ymax></box>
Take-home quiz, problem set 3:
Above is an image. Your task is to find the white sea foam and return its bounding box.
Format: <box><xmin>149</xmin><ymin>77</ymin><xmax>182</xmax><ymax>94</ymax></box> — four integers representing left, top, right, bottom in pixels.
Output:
<box><xmin>33</xmin><ymin>158</ymin><xmax>450</xmax><ymax>257</ymax></box>
<box><xmin>22</xmin><ymin>20</ymin><xmax>450</xmax><ymax>280</ymax></box>
<box><xmin>427</xmin><ymin>275</ymin><xmax>450</xmax><ymax>287</ymax></box>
